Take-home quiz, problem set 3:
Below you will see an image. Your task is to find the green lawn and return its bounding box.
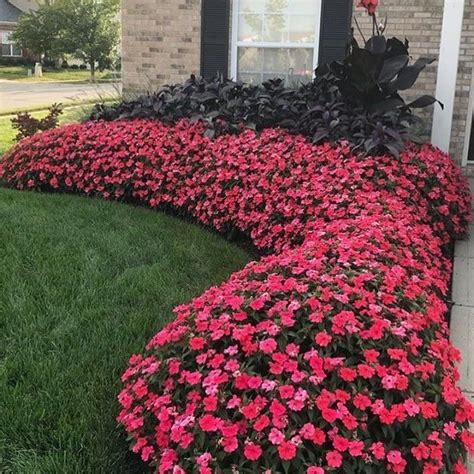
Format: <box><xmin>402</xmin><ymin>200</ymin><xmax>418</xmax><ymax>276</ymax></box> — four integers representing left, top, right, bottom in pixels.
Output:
<box><xmin>0</xmin><ymin>66</ymin><xmax>114</xmax><ymax>82</ymax></box>
<box><xmin>0</xmin><ymin>105</ymin><xmax>95</xmax><ymax>156</ymax></box>
<box><xmin>0</xmin><ymin>188</ymin><xmax>250</xmax><ymax>472</ymax></box>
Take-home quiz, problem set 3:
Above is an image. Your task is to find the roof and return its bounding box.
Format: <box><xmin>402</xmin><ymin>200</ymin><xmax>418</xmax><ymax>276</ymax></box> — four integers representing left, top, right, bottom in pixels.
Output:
<box><xmin>0</xmin><ymin>0</ymin><xmax>22</xmax><ymax>23</ymax></box>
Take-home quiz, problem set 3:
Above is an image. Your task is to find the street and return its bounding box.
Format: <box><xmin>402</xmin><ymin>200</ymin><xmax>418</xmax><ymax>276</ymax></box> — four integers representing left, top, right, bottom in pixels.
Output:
<box><xmin>0</xmin><ymin>81</ymin><xmax>121</xmax><ymax>112</ymax></box>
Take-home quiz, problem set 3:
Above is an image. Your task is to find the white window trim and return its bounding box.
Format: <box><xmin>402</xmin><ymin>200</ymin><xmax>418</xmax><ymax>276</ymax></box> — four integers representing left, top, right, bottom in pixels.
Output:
<box><xmin>230</xmin><ymin>0</ymin><xmax>323</xmax><ymax>82</ymax></box>
<box><xmin>2</xmin><ymin>31</ymin><xmax>22</xmax><ymax>57</ymax></box>
<box><xmin>2</xmin><ymin>43</ymin><xmax>23</xmax><ymax>57</ymax></box>
<box><xmin>462</xmin><ymin>70</ymin><xmax>474</xmax><ymax>165</ymax></box>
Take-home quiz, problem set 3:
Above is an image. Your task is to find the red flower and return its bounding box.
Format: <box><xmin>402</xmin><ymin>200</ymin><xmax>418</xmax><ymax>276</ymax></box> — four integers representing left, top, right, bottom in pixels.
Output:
<box><xmin>278</xmin><ymin>441</ymin><xmax>297</xmax><ymax>461</ymax></box>
<box><xmin>326</xmin><ymin>450</ymin><xmax>343</xmax><ymax>468</ymax></box>
<box><xmin>241</xmin><ymin>402</ymin><xmax>260</xmax><ymax>420</ymax></box>
<box><xmin>354</xmin><ymin>393</ymin><xmax>371</xmax><ymax>410</ymax></box>
<box><xmin>411</xmin><ymin>442</ymin><xmax>430</xmax><ymax>461</ymax></box>
<box><xmin>307</xmin><ymin>468</ymin><xmax>324</xmax><ymax>474</ymax></box>
<box><xmin>461</xmin><ymin>430</ymin><xmax>474</xmax><ymax>454</ymax></box>
<box><xmin>321</xmin><ymin>407</ymin><xmax>338</xmax><ymax>423</ymax></box>
<box><xmin>269</xmin><ymin>399</ymin><xmax>286</xmax><ymax>417</ymax></box>
<box><xmin>364</xmin><ymin>349</ymin><xmax>380</xmax><ymax>363</ymax></box>
<box><xmin>387</xmin><ymin>450</ymin><xmax>403</xmax><ymax>465</ymax></box>
<box><xmin>315</xmin><ymin>331</ymin><xmax>332</xmax><ymax>347</ymax></box>
<box><xmin>420</xmin><ymin>402</ymin><xmax>438</xmax><ymax>419</ymax></box>
<box><xmin>222</xmin><ymin>436</ymin><xmax>238</xmax><ymax>453</ymax></box>
<box><xmin>340</xmin><ymin>367</ymin><xmax>357</xmax><ymax>382</ymax></box>
<box><xmin>244</xmin><ymin>442</ymin><xmax>262</xmax><ymax>461</ymax></box>
<box><xmin>349</xmin><ymin>440</ymin><xmax>364</xmax><ymax>457</ymax></box>
<box><xmin>254</xmin><ymin>415</ymin><xmax>270</xmax><ymax>432</ymax></box>
<box><xmin>333</xmin><ymin>435</ymin><xmax>349</xmax><ymax>452</ymax></box>
<box><xmin>454</xmin><ymin>461</ymin><xmax>467</xmax><ymax>474</ymax></box>
<box><xmin>370</xmin><ymin>442</ymin><xmax>385</xmax><ymax>460</ymax></box>
<box><xmin>189</xmin><ymin>337</ymin><xmax>206</xmax><ymax>350</ymax></box>
<box><xmin>279</xmin><ymin>384</ymin><xmax>295</xmax><ymax>399</ymax></box>
<box><xmin>300</xmin><ymin>423</ymin><xmax>315</xmax><ymax>440</ymax></box>
<box><xmin>358</xmin><ymin>0</ymin><xmax>379</xmax><ymax>15</ymax></box>
<box><xmin>198</xmin><ymin>414</ymin><xmax>221</xmax><ymax>432</ymax></box>
<box><xmin>259</xmin><ymin>338</ymin><xmax>277</xmax><ymax>354</ymax></box>
<box><xmin>312</xmin><ymin>428</ymin><xmax>326</xmax><ymax>446</ymax></box>
<box><xmin>443</xmin><ymin>422</ymin><xmax>457</xmax><ymax>439</ymax></box>
<box><xmin>203</xmin><ymin>395</ymin><xmax>218</xmax><ymax>412</ymax></box>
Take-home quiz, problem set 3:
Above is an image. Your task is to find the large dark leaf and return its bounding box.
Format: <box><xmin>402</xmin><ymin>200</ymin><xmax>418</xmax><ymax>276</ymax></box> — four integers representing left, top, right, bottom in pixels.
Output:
<box><xmin>391</xmin><ymin>57</ymin><xmax>436</xmax><ymax>91</ymax></box>
<box><xmin>412</xmin><ymin>57</ymin><xmax>436</xmax><ymax>69</ymax></box>
<box><xmin>378</xmin><ymin>54</ymin><xmax>409</xmax><ymax>83</ymax></box>
<box><xmin>366</xmin><ymin>35</ymin><xmax>387</xmax><ymax>55</ymax></box>
<box><xmin>371</xmin><ymin>97</ymin><xmax>405</xmax><ymax>113</ymax></box>
<box><xmin>406</xmin><ymin>95</ymin><xmax>444</xmax><ymax>109</ymax></box>
<box><xmin>385</xmin><ymin>37</ymin><xmax>409</xmax><ymax>57</ymax></box>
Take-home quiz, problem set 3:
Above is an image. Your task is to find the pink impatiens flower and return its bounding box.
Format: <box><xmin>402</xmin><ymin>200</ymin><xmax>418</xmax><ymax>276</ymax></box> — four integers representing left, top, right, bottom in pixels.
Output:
<box><xmin>278</xmin><ymin>441</ymin><xmax>297</xmax><ymax>461</ymax></box>
<box><xmin>244</xmin><ymin>442</ymin><xmax>262</xmax><ymax>461</ymax></box>
<box><xmin>326</xmin><ymin>450</ymin><xmax>343</xmax><ymax>468</ymax></box>
<box><xmin>5</xmin><ymin>117</ymin><xmax>472</xmax><ymax>473</ymax></box>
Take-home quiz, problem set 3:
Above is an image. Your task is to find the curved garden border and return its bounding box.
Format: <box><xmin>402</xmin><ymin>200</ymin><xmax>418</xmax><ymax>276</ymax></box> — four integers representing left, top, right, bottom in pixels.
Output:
<box><xmin>1</xmin><ymin>118</ymin><xmax>473</xmax><ymax>473</ymax></box>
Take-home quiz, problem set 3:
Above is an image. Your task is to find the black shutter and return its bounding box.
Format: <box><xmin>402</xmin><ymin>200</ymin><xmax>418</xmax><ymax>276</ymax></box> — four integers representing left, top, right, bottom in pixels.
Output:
<box><xmin>318</xmin><ymin>0</ymin><xmax>353</xmax><ymax>65</ymax></box>
<box><xmin>201</xmin><ymin>0</ymin><xmax>230</xmax><ymax>78</ymax></box>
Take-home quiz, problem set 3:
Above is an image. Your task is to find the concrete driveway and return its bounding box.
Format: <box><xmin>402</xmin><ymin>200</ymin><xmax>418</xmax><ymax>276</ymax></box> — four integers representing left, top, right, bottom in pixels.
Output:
<box><xmin>0</xmin><ymin>81</ymin><xmax>121</xmax><ymax>112</ymax></box>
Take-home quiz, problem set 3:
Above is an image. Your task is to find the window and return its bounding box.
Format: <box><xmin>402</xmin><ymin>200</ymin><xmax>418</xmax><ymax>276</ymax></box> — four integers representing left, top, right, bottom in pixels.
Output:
<box><xmin>231</xmin><ymin>0</ymin><xmax>322</xmax><ymax>85</ymax></box>
<box><xmin>462</xmin><ymin>71</ymin><xmax>474</xmax><ymax>165</ymax></box>
<box><xmin>1</xmin><ymin>31</ymin><xmax>22</xmax><ymax>57</ymax></box>
<box><xmin>468</xmin><ymin>114</ymin><xmax>474</xmax><ymax>163</ymax></box>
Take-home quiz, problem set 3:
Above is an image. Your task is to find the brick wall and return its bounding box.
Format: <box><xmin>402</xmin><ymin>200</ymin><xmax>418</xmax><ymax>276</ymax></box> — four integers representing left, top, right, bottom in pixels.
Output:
<box><xmin>122</xmin><ymin>0</ymin><xmax>201</xmax><ymax>96</ymax></box>
<box><xmin>451</xmin><ymin>0</ymin><xmax>474</xmax><ymax>163</ymax></box>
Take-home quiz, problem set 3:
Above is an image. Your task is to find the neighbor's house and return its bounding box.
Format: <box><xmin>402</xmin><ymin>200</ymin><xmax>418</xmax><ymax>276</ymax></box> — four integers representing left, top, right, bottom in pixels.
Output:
<box><xmin>0</xmin><ymin>0</ymin><xmax>36</xmax><ymax>59</ymax></box>
<box><xmin>122</xmin><ymin>0</ymin><xmax>474</xmax><ymax>167</ymax></box>
<box><xmin>0</xmin><ymin>0</ymin><xmax>23</xmax><ymax>58</ymax></box>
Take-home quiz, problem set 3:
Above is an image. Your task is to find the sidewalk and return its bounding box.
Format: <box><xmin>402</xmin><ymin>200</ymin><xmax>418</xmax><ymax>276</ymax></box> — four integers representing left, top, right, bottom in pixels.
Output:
<box><xmin>450</xmin><ymin>175</ymin><xmax>474</xmax><ymax>472</ymax></box>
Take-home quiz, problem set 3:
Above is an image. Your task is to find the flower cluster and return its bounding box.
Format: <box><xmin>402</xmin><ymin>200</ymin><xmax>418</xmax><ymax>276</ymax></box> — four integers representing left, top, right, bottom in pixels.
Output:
<box><xmin>0</xmin><ymin>119</ymin><xmax>472</xmax><ymax>473</ymax></box>
<box><xmin>0</xmin><ymin>120</ymin><xmax>469</xmax><ymax>250</ymax></box>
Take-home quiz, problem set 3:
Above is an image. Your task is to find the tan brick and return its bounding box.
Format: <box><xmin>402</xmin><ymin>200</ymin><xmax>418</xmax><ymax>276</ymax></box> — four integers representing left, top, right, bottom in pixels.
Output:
<box><xmin>122</xmin><ymin>0</ymin><xmax>201</xmax><ymax>95</ymax></box>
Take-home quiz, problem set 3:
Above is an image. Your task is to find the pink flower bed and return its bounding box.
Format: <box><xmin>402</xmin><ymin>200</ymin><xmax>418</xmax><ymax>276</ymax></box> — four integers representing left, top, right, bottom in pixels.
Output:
<box><xmin>1</xmin><ymin>119</ymin><xmax>473</xmax><ymax>473</ymax></box>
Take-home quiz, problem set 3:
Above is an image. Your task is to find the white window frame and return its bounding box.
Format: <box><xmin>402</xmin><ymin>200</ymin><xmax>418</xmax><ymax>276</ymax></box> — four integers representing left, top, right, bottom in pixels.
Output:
<box><xmin>462</xmin><ymin>70</ymin><xmax>474</xmax><ymax>166</ymax></box>
<box><xmin>230</xmin><ymin>0</ymin><xmax>323</xmax><ymax>82</ymax></box>
<box><xmin>2</xmin><ymin>31</ymin><xmax>22</xmax><ymax>57</ymax></box>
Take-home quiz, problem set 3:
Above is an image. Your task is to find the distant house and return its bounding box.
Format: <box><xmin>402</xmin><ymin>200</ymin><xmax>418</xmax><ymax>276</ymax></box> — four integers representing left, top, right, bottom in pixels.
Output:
<box><xmin>121</xmin><ymin>0</ymin><xmax>474</xmax><ymax>168</ymax></box>
<box><xmin>0</xmin><ymin>0</ymin><xmax>36</xmax><ymax>59</ymax></box>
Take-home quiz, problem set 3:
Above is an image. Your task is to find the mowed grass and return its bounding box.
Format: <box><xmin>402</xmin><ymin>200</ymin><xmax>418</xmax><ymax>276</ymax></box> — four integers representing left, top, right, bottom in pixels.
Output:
<box><xmin>0</xmin><ymin>188</ymin><xmax>251</xmax><ymax>473</ymax></box>
<box><xmin>0</xmin><ymin>66</ymin><xmax>111</xmax><ymax>82</ymax></box>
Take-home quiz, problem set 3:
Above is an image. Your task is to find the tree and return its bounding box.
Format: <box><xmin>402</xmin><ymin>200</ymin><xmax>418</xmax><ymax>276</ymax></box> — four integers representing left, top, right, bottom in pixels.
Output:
<box><xmin>59</xmin><ymin>0</ymin><xmax>120</xmax><ymax>81</ymax></box>
<box><xmin>11</xmin><ymin>3</ymin><xmax>63</xmax><ymax>63</ymax></box>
